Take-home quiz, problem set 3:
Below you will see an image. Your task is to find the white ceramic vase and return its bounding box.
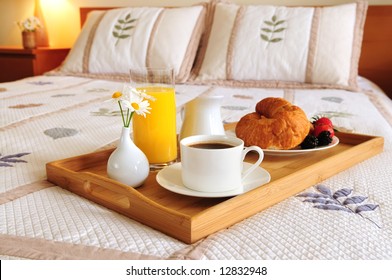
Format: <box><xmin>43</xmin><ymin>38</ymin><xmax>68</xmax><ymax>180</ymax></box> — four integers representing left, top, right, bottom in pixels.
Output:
<box><xmin>107</xmin><ymin>127</ymin><xmax>149</xmax><ymax>187</ymax></box>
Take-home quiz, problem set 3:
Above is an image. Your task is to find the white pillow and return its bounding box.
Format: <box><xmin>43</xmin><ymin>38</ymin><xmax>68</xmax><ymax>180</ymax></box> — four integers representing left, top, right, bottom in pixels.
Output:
<box><xmin>191</xmin><ymin>1</ymin><xmax>368</xmax><ymax>91</ymax></box>
<box><xmin>58</xmin><ymin>5</ymin><xmax>206</xmax><ymax>83</ymax></box>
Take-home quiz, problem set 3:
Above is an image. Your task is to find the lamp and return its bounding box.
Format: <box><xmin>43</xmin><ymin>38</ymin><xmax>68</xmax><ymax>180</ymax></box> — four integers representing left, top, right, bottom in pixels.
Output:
<box><xmin>34</xmin><ymin>0</ymin><xmax>49</xmax><ymax>47</ymax></box>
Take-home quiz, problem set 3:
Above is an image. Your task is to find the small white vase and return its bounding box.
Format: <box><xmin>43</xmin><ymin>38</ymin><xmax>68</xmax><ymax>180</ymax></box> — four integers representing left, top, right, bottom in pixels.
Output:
<box><xmin>107</xmin><ymin>127</ymin><xmax>149</xmax><ymax>187</ymax></box>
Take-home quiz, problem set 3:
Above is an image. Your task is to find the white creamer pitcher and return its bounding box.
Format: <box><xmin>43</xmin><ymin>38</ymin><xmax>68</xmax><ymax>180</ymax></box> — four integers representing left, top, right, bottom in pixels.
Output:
<box><xmin>180</xmin><ymin>95</ymin><xmax>225</xmax><ymax>140</ymax></box>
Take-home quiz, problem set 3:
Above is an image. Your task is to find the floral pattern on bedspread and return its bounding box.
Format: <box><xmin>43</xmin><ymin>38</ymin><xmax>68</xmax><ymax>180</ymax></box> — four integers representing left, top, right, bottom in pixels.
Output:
<box><xmin>87</xmin><ymin>88</ymin><xmax>111</xmax><ymax>93</ymax></box>
<box><xmin>0</xmin><ymin>152</ymin><xmax>30</xmax><ymax>167</ymax></box>
<box><xmin>313</xmin><ymin>111</ymin><xmax>355</xmax><ymax>118</ymax></box>
<box><xmin>27</xmin><ymin>81</ymin><xmax>53</xmax><ymax>86</ymax></box>
<box><xmin>8</xmin><ymin>103</ymin><xmax>44</xmax><ymax>109</ymax></box>
<box><xmin>297</xmin><ymin>184</ymin><xmax>381</xmax><ymax>228</ymax></box>
<box><xmin>43</xmin><ymin>127</ymin><xmax>79</xmax><ymax>140</ymax></box>
<box><xmin>321</xmin><ymin>96</ymin><xmax>343</xmax><ymax>103</ymax></box>
<box><xmin>51</xmin><ymin>94</ymin><xmax>76</xmax><ymax>98</ymax></box>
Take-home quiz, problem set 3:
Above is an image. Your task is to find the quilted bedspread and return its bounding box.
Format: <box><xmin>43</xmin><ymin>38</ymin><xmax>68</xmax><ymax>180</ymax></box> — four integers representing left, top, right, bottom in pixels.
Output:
<box><xmin>1</xmin><ymin>75</ymin><xmax>391</xmax><ymax>260</ymax></box>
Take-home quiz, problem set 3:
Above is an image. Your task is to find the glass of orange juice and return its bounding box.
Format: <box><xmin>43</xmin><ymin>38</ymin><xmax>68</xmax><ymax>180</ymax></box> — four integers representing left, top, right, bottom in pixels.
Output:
<box><xmin>130</xmin><ymin>68</ymin><xmax>177</xmax><ymax>170</ymax></box>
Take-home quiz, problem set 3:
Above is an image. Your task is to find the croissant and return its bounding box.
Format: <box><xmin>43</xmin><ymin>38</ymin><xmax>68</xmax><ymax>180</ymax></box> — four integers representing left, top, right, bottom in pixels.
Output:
<box><xmin>235</xmin><ymin>97</ymin><xmax>310</xmax><ymax>150</ymax></box>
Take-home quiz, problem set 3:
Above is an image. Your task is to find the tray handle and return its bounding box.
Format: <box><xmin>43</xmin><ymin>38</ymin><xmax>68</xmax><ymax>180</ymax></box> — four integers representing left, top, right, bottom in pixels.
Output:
<box><xmin>78</xmin><ymin>171</ymin><xmax>153</xmax><ymax>211</ymax></box>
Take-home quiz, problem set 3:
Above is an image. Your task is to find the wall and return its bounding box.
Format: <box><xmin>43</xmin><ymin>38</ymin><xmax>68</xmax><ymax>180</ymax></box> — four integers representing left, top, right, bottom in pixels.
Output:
<box><xmin>0</xmin><ymin>0</ymin><xmax>391</xmax><ymax>48</ymax></box>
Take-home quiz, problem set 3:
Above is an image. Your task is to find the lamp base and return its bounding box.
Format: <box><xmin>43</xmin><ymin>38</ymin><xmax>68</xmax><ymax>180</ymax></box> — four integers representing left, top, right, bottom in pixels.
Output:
<box><xmin>35</xmin><ymin>28</ymin><xmax>49</xmax><ymax>47</ymax></box>
<box><xmin>34</xmin><ymin>0</ymin><xmax>49</xmax><ymax>47</ymax></box>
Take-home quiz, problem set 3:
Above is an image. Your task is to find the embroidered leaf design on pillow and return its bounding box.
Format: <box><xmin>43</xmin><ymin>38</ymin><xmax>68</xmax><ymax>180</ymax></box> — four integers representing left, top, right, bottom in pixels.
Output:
<box><xmin>112</xmin><ymin>13</ymin><xmax>137</xmax><ymax>46</ymax></box>
<box><xmin>260</xmin><ymin>15</ymin><xmax>286</xmax><ymax>45</ymax></box>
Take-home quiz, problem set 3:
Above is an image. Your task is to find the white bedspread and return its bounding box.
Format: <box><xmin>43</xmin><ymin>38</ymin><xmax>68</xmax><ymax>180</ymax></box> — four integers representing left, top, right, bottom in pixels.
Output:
<box><xmin>1</xmin><ymin>75</ymin><xmax>391</xmax><ymax>260</ymax></box>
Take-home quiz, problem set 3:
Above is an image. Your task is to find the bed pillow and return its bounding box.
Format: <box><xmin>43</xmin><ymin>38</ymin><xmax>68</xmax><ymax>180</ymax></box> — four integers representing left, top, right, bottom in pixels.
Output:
<box><xmin>190</xmin><ymin>1</ymin><xmax>368</xmax><ymax>91</ymax></box>
<box><xmin>58</xmin><ymin>5</ymin><xmax>206</xmax><ymax>83</ymax></box>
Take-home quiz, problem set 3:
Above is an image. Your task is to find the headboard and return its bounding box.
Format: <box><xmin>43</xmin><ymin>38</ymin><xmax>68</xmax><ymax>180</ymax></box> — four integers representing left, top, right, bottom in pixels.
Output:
<box><xmin>80</xmin><ymin>6</ymin><xmax>392</xmax><ymax>98</ymax></box>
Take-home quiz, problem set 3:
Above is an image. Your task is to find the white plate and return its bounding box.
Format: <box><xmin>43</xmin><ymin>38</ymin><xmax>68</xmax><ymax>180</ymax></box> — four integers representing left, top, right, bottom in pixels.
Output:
<box><xmin>225</xmin><ymin>130</ymin><xmax>339</xmax><ymax>156</ymax></box>
<box><xmin>156</xmin><ymin>162</ymin><xmax>271</xmax><ymax>198</ymax></box>
<box><xmin>263</xmin><ymin>136</ymin><xmax>339</xmax><ymax>156</ymax></box>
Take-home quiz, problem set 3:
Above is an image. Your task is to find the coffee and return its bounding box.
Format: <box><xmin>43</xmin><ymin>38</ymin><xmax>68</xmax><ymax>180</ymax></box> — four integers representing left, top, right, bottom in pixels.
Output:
<box><xmin>180</xmin><ymin>135</ymin><xmax>264</xmax><ymax>193</ymax></box>
<box><xmin>189</xmin><ymin>142</ymin><xmax>234</xmax><ymax>150</ymax></box>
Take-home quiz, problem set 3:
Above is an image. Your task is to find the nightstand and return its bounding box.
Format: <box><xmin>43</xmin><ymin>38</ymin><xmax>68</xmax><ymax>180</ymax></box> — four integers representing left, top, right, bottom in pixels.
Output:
<box><xmin>0</xmin><ymin>46</ymin><xmax>70</xmax><ymax>82</ymax></box>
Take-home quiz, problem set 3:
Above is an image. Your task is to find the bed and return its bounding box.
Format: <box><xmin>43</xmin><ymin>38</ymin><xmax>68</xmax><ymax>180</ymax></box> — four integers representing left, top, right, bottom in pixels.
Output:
<box><xmin>1</xmin><ymin>0</ymin><xmax>392</xmax><ymax>260</ymax></box>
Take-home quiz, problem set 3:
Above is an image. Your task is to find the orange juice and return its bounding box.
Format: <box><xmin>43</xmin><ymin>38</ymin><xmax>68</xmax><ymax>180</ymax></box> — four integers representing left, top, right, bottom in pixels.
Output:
<box><xmin>132</xmin><ymin>86</ymin><xmax>177</xmax><ymax>166</ymax></box>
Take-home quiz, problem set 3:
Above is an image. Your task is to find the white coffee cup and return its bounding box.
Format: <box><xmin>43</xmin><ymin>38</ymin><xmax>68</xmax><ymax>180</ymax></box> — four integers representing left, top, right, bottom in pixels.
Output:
<box><xmin>180</xmin><ymin>135</ymin><xmax>264</xmax><ymax>193</ymax></box>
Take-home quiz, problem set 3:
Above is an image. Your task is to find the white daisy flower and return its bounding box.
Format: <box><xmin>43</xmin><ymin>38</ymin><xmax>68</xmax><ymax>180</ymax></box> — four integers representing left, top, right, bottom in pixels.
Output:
<box><xmin>131</xmin><ymin>87</ymin><xmax>156</xmax><ymax>102</ymax></box>
<box><xmin>105</xmin><ymin>91</ymin><xmax>124</xmax><ymax>103</ymax></box>
<box><xmin>17</xmin><ymin>16</ymin><xmax>42</xmax><ymax>32</ymax></box>
<box><xmin>104</xmin><ymin>86</ymin><xmax>152</xmax><ymax>128</ymax></box>
<box><xmin>122</xmin><ymin>99</ymin><xmax>151</xmax><ymax>118</ymax></box>
<box><xmin>112</xmin><ymin>91</ymin><xmax>123</xmax><ymax>99</ymax></box>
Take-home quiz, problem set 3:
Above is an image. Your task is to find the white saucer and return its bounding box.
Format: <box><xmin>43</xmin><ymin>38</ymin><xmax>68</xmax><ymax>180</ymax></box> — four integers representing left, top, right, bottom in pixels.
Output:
<box><xmin>156</xmin><ymin>162</ymin><xmax>271</xmax><ymax>198</ymax></box>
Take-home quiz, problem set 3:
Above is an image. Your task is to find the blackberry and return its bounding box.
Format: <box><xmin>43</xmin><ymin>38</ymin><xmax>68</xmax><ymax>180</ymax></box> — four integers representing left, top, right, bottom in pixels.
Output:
<box><xmin>317</xmin><ymin>131</ymin><xmax>333</xmax><ymax>146</ymax></box>
<box><xmin>300</xmin><ymin>135</ymin><xmax>319</xmax><ymax>149</ymax></box>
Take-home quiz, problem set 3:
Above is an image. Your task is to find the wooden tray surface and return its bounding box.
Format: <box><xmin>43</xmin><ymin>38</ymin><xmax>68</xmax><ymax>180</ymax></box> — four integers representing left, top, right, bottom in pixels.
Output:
<box><xmin>46</xmin><ymin>131</ymin><xmax>384</xmax><ymax>244</ymax></box>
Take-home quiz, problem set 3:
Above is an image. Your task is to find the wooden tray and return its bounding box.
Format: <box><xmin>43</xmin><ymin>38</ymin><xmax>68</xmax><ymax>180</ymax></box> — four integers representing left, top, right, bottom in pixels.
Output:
<box><xmin>46</xmin><ymin>131</ymin><xmax>384</xmax><ymax>244</ymax></box>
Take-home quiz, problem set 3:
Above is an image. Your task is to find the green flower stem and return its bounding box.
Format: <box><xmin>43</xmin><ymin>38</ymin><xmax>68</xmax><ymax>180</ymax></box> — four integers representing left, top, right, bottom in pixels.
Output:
<box><xmin>118</xmin><ymin>101</ymin><xmax>126</xmax><ymax>127</ymax></box>
<box><xmin>125</xmin><ymin>108</ymin><xmax>130</xmax><ymax>125</ymax></box>
<box><xmin>126</xmin><ymin>111</ymin><xmax>134</xmax><ymax>128</ymax></box>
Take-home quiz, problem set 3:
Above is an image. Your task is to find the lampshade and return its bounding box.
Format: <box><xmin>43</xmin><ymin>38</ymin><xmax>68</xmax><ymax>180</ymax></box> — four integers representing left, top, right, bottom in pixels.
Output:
<box><xmin>34</xmin><ymin>0</ymin><xmax>49</xmax><ymax>47</ymax></box>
